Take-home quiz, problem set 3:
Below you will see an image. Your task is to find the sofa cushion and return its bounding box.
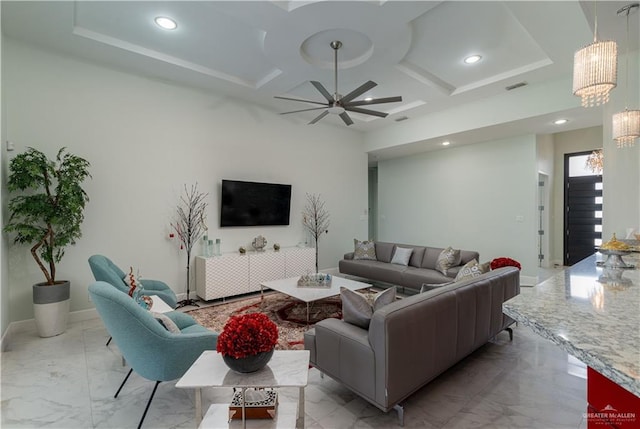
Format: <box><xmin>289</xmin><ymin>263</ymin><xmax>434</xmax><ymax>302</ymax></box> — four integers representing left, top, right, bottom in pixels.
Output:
<box><xmin>391</xmin><ymin>244</ymin><xmax>426</xmax><ymax>268</ymax></box>
<box><xmin>421</xmin><ymin>247</ymin><xmax>444</xmax><ymax>269</ymax></box>
<box><xmin>390</xmin><ymin>247</ymin><xmax>413</xmax><ymax>266</ymax></box>
<box><xmin>374</xmin><ymin>242</ymin><xmax>396</xmax><ymax>263</ymax></box>
<box><xmin>338</xmin><ymin>259</ymin><xmax>379</xmax><ymax>279</ymax></box>
<box><xmin>459</xmin><ymin>250</ymin><xmax>481</xmax><ymax>265</ymax></box>
<box><xmin>410</xmin><ymin>248</ymin><xmax>425</xmax><ymax>268</ymax></box>
<box><xmin>341</xmin><ymin>287</ymin><xmax>396</xmax><ymax>329</ymax></box>
<box><xmin>401</xmin><ymin>267</ymin><xmax>452</xmax><ymax>290</ymax></box>
<box><xmin>367</xmin><ymin>262</ymin><xmax>406</xmax><ymax>285</ymax></box>
<box><xmin>420</xmin><ymin>281</ymin><xmax>455</xmax><ymax>293</ymax></box>
<box><xmin>455</xmin><ymin>259</ymin><xmax>490</xmax><ymax>281</ymax></box>
<box><xmin>435</xmin><ymin>247</ymin><xmax>461</xmax><ymax>275</ymax></box>
<box><xmin>354</xmin><ymin>239</ymin><xmax>377</xmax><ymax>260</ymax></box>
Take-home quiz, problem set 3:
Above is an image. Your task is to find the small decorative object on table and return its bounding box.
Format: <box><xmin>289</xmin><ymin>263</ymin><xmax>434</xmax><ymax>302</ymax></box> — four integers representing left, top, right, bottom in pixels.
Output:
<box><xmin>252</xmin><ymin>235</ymin><xmax>267</xmax><ymax>252</ymax></box>
<box><xmin>297</xmin><ymin>272</ymin><xmax>332</xmax><ymax>288</ymax></box>
<box><xmin>598</xmin><ymin>233</ymin><xmax>634</xmax><ymax>269</ymax></box>
<box><xmin>239</xmin><ymin>246</ymin><xmax>246</xmax><ymax>254</ymax></box>
<box><xmin>217</xmin><ymin>313</ymin><xmax>278</xmax><ymax>373</ymax></box>
<box><xmin>273</xmin><ymin>243</ymin><xmax>280</xmax><ymax>251</ymax></box>
<box><xmin>229</xmin><ymin>389</ymin><xmax>278</xmax><ymax>420</ymax></box>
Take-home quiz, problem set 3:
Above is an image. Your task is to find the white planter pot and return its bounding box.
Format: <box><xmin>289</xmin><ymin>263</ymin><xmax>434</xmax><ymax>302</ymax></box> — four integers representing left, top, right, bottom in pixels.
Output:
<box><xmin>33</xmin><ymin>281</ymin><xmax>70</xmax><ymax>338</ymax></box>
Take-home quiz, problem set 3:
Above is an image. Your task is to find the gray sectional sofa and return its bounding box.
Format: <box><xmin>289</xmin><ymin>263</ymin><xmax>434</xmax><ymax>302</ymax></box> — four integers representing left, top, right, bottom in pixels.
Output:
<box><xmin>304</xmin><ymin>266</ymin><xmax>520</xmax><ymax>425</ymax></box>
<box><xmin>339</xmin><ymin>241</ymin><xmax>479</xmax><ymax>291</ymax></box>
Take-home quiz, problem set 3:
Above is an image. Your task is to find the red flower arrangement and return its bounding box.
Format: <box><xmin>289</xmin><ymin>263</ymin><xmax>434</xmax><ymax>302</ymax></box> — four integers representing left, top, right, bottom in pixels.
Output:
<box><xmin>490</xmin><ymin>257</ymin><xmax>522</xmax><ymax>271</ymax></box>
<box><xmin>216</xmin><ymin>313</ymin><xmax>278</xmax><ymax>359</ymax></box>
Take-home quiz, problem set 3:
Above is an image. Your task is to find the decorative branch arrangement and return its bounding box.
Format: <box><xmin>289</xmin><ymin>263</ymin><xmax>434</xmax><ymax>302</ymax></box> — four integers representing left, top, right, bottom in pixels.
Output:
<box><xmin>302</xmin><ymin>193</ymin><xmax>330</xmax><ymax>273</ymax></box>
<box><xmin>170</xmin><ymin>183</ymin><xmax>208</xmax><ymax>308</ymax></box>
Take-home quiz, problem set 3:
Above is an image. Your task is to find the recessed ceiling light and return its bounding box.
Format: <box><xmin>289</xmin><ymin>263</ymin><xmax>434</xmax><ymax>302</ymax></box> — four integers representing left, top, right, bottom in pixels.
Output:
<box><xmin>464</xmin><ymin>55</ymin><xmax>482</xmax><ymax>64</ymax></box>
<box><xmin>554</xmin><ymin>119</ymin><xmax>568</xmax><ymax>125</ymax></box>
<box><xmin>155</xmin><ymin>16</ymin><xmax>177</xmax><ymax>30</ymax></box>
<box><xmin>442</xmin><ymin>141</ymin><xmax>451</xmax><ymax>146</ymax></box>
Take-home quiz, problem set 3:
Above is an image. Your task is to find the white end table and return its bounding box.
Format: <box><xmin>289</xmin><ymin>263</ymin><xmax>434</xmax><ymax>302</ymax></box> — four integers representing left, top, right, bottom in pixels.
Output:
<box><xmin>176</xmin><ymin>350</ymin><xmax>310</xmax><ymax>429</ymax></box>
<box><xmin>148</xmin><ymin>294</ymin><xmax>173</xmax><ymax>313</ymax></box>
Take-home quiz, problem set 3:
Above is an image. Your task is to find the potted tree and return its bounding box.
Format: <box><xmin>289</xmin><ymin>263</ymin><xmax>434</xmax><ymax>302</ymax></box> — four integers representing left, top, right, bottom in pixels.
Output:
<box><xmin>4</xmin><ymin>147</ymin><xmax>91</xmax><ymax>337</ymax></box>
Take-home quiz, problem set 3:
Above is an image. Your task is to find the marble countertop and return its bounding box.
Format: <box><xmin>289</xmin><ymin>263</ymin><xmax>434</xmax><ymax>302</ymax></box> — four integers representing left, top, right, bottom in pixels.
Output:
<box><xmin>503</xmin><ymin>252</ymin><xmax>640</xmax><ymax>397</ymax></box>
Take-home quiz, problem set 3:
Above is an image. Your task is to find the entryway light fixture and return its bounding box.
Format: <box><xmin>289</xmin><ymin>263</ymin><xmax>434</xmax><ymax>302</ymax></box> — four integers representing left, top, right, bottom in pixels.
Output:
<box><xmin>573</xmin><ymin>1</ymin><xmax>617</xmax><ymax>107</ymax></box>
<box><xmin>585</xmin><ymin>149</ymin><xmax>604</xmax><ymax>174</ymax></box>
<box><xmin>155</xmin><ymin>16</ymin><xmax>177</xmax><ymax>30</ymax></box>
<box><xmin>612</xmin><ymin>3</ymin><xmax>640</xmax><ymax>148</ymax></box>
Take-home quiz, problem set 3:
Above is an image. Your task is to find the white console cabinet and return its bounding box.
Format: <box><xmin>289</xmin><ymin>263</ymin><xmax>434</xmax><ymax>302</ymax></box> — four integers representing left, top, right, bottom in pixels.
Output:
<box><xmin>195</xmin><ymin>247</ymin><xmax>315</xmax><ymax>301</ymax></box>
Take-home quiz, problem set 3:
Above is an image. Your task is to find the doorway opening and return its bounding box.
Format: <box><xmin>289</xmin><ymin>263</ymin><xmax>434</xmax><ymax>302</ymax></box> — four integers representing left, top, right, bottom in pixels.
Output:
<box><xmin>563</xmin><ymin>151</ymin><xmax>603</xmax><ymax>266</ymax></box>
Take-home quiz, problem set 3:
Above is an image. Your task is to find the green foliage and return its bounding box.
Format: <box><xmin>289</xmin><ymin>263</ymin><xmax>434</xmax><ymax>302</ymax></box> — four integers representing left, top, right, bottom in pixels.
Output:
<box><xmin>4</xmin><ymin>147</ymin><xmax>91</xmax><ymax>285</ymax></box>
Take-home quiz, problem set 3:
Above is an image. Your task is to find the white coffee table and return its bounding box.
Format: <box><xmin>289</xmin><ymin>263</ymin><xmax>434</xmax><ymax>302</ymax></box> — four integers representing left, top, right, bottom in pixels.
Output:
<box><xmin>260</xmin><ymin>275</ymin><xmax>371</xmax><ymax>323</ymax></box>
<box><xmin>176</xmin><ymin>350</ymin><xmax>309</xmax><ymax>429</ymax></box>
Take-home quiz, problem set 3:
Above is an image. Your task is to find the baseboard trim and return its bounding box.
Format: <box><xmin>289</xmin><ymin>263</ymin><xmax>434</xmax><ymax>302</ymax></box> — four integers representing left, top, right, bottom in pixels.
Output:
<box><xmin>520</xmin><ymin>275</ymin><xmax>538</xmax><ymax>287</ymax></box>
<box><xmin>1</xmin><ymin>307</ymin><xmax>100</xmax><ymax>351</ymax></box>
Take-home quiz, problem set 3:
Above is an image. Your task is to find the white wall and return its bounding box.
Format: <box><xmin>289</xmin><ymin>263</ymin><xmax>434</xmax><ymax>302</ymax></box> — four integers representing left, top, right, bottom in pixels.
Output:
<box><xmin>551</xmin><ymin>126</ymin><xmax>603</xmax><ymax>265</ymax></box>
<box><xmin>3</xmin><ymin>40</ymin><xmax>368</xmax><ymax>323</ymax></box>
<box><xmin>602</xmin><ymin>50</ymin><xmax>640</xmax><ymax>239</ymax></box>
<box><xmin>376</xmin><ymin>134</ymin><xmax>539</xmax><ymax>279</ymax></box>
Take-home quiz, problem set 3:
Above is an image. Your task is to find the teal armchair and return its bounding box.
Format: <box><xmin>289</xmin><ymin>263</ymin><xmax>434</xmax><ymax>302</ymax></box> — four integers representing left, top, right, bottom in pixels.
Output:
<box><xmin>88</xmin><ymin>281</ymin><xmax>217</xmax><ymax>429</ymax></box>
<box><xmin>88</xmin><ymin>254</ymin><xmax>178</xmax><ymax>308</ymax></box>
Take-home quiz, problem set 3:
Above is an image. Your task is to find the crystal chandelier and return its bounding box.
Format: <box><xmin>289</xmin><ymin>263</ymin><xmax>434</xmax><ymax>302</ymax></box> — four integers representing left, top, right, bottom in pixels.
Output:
<box><xmin>612</xmin><ymin>3</ymin><xmax>640</xmax><ymax>147</ymax></box>
<box><xmin>573</xmin><ymin>2</ymin><xmax>618</xmax><ymax>107</ymax></box>
<box><xmin>585</xmin><ymin>149</ymin><xmax>604</xmax><ymax>174</ymax></box>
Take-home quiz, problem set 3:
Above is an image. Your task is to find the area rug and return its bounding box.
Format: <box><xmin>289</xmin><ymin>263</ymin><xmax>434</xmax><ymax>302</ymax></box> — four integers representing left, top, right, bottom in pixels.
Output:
<box><xmin>186</xmin><ymin>292</ymin><xmax>344</xmax><ymax>351</ymax></box>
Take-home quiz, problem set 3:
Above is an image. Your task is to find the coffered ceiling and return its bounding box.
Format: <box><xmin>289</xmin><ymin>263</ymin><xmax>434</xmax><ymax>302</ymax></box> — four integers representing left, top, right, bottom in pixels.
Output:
<box><xmin>2</xmin><ymin>1</ymin><xmax>639</xmax><ymax>147</ymax></box>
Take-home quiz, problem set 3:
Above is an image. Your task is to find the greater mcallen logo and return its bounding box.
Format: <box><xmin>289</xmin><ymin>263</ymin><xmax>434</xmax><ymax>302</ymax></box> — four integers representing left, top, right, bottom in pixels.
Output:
<box><xmin>585</xmin><ymin>404</ymin><xmax>636</xmax><ymax>425</ymax></box>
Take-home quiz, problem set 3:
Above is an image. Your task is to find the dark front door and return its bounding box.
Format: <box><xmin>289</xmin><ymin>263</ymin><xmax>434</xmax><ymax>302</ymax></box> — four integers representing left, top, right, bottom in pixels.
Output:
<box><xmin>564</xmin><ymin>151</ymin><xmax>603</xmax><ymax>266</ymax></box>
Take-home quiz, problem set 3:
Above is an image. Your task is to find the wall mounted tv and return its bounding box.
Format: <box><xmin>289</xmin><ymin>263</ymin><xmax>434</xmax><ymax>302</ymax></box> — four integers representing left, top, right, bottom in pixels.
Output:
<box><xmin>220</xmin><ymin>180</ymin><xmax>292</xmax><ymax>227</ymax></box>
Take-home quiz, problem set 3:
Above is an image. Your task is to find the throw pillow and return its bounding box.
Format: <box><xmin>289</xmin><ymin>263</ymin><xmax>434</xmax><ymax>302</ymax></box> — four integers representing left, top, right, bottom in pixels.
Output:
<box><xmin>420</xmin><ymin>281</ymin><xmax>455</xmax><ymax>293</ymax></box>
<box><xmin>390</xmin><ymin>247</ymin><xmax>413</xmax><ymax>266</ymax></box>
<box><xmin>353</xmin><ymin>239</ymin><xmax>377</xmax><ymax>260</ymax></box>
<box><xmin>151</xmin><ymin>312</ymin><xmax>180</xmax><ymax>333</ymax></box>
<box><xmin>435</xmin><ymin>247</ymin><xmax>461</xmax><ymax>275</ymax></box>
<box><xmin>341</xmin><ymin>287</ymin><xmax>396</xmax><ymax>329</ymax></box>
<box><xmin>454</xmin><ymin>259</ymin><xmax>490</xmax><ymax>281</ymax></box>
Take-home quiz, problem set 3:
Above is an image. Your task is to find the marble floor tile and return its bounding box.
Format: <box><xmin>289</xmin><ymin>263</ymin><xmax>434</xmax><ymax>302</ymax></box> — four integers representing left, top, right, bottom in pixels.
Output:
<box><xmin>1</xmin><ymin>318</ymin><xmax>587</xmax><ymax>429</ymax></box>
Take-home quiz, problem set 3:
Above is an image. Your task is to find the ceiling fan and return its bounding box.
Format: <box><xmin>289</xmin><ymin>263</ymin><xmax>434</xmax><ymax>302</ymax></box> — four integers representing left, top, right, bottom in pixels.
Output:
<box><xmin>275</xmin><ymin>40</ymin><xmax>403</xmax><ymax>126</ymax></box>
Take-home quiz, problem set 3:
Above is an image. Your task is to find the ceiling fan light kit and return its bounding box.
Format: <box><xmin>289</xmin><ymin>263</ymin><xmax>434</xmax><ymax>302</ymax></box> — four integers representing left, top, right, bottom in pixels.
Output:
<box><xmin>276</xmin><ymin>40</ymin><xmax>402</xmax><ymax>126</ymax></box>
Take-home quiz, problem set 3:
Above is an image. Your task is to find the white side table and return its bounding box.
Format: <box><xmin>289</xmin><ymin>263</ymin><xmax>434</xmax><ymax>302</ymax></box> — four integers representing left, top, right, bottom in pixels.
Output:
<box><xmin>176</xmin><ymin>350</ymin><xmax>310</xmax><ymax>429</ymax></box>
<box><xmin>148</xmin><ymin>294</ymin><xmax>173</xmax><ymax>313</ymax></box>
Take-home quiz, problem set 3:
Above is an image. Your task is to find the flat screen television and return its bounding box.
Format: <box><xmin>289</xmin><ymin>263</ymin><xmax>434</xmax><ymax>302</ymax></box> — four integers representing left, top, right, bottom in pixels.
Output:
<box><xmin>220</xmin><ymin>180</ymin><xmax>292</xmax><ymax>227</ymax></box>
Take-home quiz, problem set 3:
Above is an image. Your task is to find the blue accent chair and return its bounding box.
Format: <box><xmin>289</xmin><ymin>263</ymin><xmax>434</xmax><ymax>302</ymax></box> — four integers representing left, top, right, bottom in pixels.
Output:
<box><xmin>88</xmin><ymin>254</ymin><xmax>178</xmax><ymax>308</ymax></box>
<box><xmin>88</xmin><ymin>281</ymin><xmax>217</xmax><ymax>429</ymax></box>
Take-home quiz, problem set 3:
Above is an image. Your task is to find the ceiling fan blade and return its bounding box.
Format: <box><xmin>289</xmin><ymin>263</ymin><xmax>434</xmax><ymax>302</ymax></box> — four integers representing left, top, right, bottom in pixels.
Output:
<box><xmin>280</xmin><ymin>107</ymin><xmax>329</xmax><ymax>115</ymax></box>
<box><xmin>345</xmin><ymin>96</ymin><xmax>403</xmax><ymax>107</ymax></box>
<box><xmin>341</xmin><ymin>80</ymin><xmax>377</xmax><ymax>104</ymax></box>
<box><xmin>345</xmin><ymin>106</ymin><xmax>388</xmax><ymax>118</ymax></box>
<box><xmin>339</xmin><ymin>112</ymin><xmax>354</xmax><ymax>126</ymax></box>
<box><xmin>310</xmin><ymin>81</ymin><xmax>335</xmax><ymax>103</ymax></box>
<box><xmin>274</xmin><ymin>96</ymin><xmax>328</xmax><ymax>106</ymax></box>
<box><xmin>309</xmin><ymin>110</ymin><xmax>329</xmax><ymax>125</ymax></box>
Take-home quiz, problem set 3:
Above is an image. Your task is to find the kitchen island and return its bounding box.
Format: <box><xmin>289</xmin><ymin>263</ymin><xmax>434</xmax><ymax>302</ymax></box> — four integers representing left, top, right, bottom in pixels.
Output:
<box><xmin>503</xmin><ymin>252</ymin><xmax>639</xmax><ymax>428</ymax></box>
